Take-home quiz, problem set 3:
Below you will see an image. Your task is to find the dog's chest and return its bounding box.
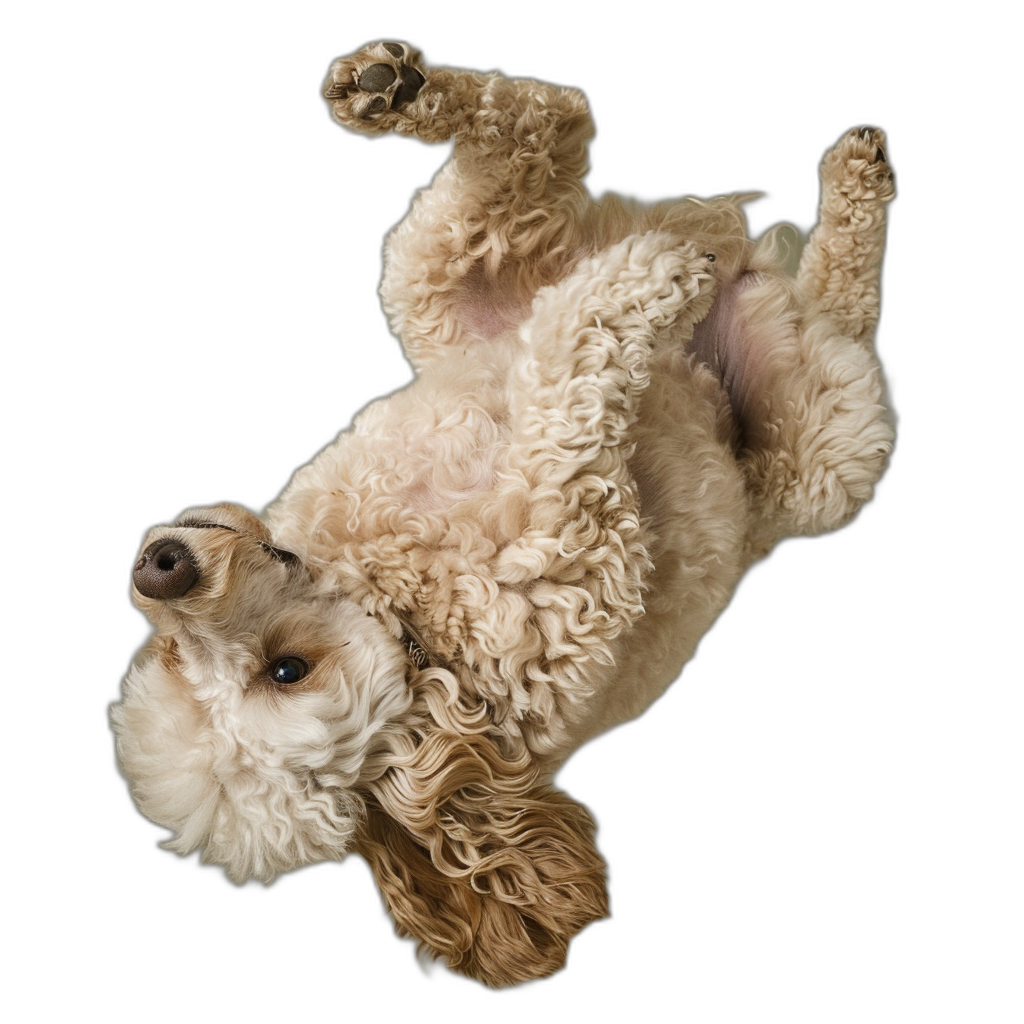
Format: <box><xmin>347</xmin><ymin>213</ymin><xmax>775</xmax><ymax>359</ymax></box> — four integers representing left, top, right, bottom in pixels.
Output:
<box><xmin>357</xmin><ymin>344</ymin><xmax>519</xmax><ymax>521</ymax></box>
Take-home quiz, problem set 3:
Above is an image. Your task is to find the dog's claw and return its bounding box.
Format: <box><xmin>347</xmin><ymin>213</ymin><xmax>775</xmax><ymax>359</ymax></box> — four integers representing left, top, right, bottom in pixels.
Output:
<box><xmin>827</xmin><ymin>127</ymin><xmax>895</xmax><ymax>204</ymax></box>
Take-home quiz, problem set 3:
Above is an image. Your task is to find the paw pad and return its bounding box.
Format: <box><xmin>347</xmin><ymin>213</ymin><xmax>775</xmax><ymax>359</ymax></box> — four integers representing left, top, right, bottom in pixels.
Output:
<box><xmin>323</xmin><ymin>41</ymin><xmax>427</xmax><ymax>123</ymax></box>
<box><xmin>354</xmin><ymin>43</ymin><xmax>425</xmax><ymax>118</ymax></box>
<box><xmin>358</xmin><ymin>64</ymin><xmax>397</xmax><ymax>93</ymax></box>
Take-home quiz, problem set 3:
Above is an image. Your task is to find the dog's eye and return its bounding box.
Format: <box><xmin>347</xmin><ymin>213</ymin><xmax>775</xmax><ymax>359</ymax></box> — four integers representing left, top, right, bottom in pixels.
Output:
<box><xmin>259</xmin><ymin>541</ymin><xmax>298</xmax><ymax>563</ymax></box>
<box><xmin>269</xmin><ymin>657</ymin><xmax>310</xmax><ymax>685</ymax></box>
<box><xmin>176</xmin><ymin>519</ymin><xmax>239</xmax><ymax>533</ymax></box>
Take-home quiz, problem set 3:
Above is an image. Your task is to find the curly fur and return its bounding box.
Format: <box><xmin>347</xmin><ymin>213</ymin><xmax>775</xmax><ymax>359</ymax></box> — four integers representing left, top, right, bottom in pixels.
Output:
<box><xmin>113</xmin><ymin>42</ymin><xmax>895</xmax><ymax>986</ymax></box>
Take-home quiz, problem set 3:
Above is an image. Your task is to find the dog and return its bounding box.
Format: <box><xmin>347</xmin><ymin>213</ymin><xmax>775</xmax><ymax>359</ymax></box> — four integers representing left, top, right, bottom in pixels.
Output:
<box><xmin>112</xmin><ymin>41</ymin><xmax>895</xmax><ymax>986</ymax></box>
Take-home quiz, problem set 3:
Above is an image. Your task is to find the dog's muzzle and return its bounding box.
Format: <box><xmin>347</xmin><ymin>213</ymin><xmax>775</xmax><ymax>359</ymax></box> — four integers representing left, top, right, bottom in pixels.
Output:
<box><xmin>133</xmin><ymin>538</ymin><xmax>199</xmax><ymax>599</ymax></box>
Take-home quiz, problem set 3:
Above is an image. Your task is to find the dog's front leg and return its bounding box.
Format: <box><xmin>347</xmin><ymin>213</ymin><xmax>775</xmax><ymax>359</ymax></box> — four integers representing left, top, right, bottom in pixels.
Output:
<box><xmin>512</xmin><ymin>234</ymin><xmax>719</xmax><ymax>486</ymax></box>
<box><xmin>475</xmin><ymin>234</ymin><xmax>720</xmax><ymax>694</ymax></box>
<box><xmin>323</xmin><ymin>42</ymin><xmax>594</xmax><ymax>367</ymax></box>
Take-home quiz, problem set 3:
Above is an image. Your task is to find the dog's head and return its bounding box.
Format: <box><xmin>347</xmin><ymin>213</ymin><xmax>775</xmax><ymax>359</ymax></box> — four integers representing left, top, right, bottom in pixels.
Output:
<box><xmin>112</xmin><ymin>503</ymin><xmax>411</xmax><ymax>883</ymax></box>
<box><xmin>113</xmin><ymin>502</ymin><xmax>608</xmax><ymax>983</ymax></box>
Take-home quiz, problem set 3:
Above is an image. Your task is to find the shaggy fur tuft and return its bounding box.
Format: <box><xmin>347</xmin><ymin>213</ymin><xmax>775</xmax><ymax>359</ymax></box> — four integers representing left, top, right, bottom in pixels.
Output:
<box><xmin>113</xmin><ymin>44</ymin><xmax>894</xmax><ymax>985</ymax></box>
<box><xmin>358</xmin><ymin>668</ymin><xmax>608</xmax><ymax>985</ymax></box>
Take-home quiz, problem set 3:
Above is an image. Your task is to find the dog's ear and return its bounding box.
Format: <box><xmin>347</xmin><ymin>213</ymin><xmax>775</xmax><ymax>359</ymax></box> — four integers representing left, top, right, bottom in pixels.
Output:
<box><xmin>357</xmin><ymin>726</ymin><xmax>607</xmax><ymax>986</ymax></box>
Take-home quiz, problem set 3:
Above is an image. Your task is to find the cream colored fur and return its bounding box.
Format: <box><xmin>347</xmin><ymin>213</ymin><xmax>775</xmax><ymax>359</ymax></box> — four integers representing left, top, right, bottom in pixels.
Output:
<box><xmin>112</xmin><ymin>41</ymin><xmax>895</xmax><ymax>986</ymax></box>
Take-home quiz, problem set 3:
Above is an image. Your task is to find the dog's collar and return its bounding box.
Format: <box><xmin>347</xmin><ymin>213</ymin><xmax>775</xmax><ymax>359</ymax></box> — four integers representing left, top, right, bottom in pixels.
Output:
<box><xmin>401</xmin><ymin>625</ymin><xmax>432</xmax><ymax>670</ymax></box>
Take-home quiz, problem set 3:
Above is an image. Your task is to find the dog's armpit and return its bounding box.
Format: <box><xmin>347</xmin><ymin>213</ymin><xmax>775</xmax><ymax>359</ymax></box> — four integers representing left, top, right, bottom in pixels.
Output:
<box><xmin>690</xmin><ymin>271</ymin><xmax>758</xmax><ymax>393</ymax></box>
<box><xmin>689</xmin><ymin>269</ymin><xmax>795</xmax><ymax>427</ymax></box>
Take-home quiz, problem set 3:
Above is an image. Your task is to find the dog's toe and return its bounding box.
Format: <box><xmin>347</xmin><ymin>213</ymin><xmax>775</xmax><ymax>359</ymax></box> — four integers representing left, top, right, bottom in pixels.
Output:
<box><xmin>855</xmin><ymin>126</ymin><xmax>887</xmax><ymax>165</ymax></box>
<box><xmin>823</xmin><ymin>127</ymin><xmax>895</xmax><ymax>203</ymax></box>
<box><xmin>358</xmin><ymin>63</ymin><xmax>398</xmax><ymax>93</ymax></box>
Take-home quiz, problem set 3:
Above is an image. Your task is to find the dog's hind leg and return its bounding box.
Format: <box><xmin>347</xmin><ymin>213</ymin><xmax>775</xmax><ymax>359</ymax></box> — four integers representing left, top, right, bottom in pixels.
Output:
<box><xmin>707</xmin><ymin>130</ymin><xmax>896</xmax><ymax>546</ymax></box>
<box><xmin>797</xmin><ymin>128</ymin><xmax>894</xmax><ymax>347</ymax></box>
<box><xmin>323</xmin><ymin>42</ymin><xmax>594</xmax><ymax>366</ymax></box>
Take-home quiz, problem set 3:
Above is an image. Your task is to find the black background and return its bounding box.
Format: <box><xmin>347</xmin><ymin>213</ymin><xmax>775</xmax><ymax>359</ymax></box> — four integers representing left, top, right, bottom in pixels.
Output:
<box><xmin>86</xmin><ymin>18</ymin><xmax>937</xmax><ymax>1015</ymax></box>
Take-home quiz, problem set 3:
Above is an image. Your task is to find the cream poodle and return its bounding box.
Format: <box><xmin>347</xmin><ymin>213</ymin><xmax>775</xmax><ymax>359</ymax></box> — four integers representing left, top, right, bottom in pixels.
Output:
<box><xmin>113</xmin><ymin>42</ymin><xmax>895</xmax><ymax>986</ymax></box>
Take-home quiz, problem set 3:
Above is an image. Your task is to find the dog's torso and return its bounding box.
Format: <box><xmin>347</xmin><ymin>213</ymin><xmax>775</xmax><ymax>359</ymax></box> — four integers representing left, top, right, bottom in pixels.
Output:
<box><xmin>269</xmin><ymin>270</ymin><xmax>754</xmax><ymax>759</ymax></box>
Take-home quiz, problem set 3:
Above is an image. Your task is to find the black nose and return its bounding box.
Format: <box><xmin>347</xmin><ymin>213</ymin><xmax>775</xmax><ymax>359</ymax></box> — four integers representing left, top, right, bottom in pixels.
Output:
<box><xmin>133</xmin><ymin>539</ymin><xmax>199</xmax><ymax>599</ymax></box>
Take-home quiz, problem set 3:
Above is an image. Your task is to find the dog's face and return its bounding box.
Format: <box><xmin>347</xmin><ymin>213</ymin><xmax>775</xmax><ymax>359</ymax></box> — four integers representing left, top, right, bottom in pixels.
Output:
<box><xmin>112</xmin><ymin>504</ymin><xmax>411</xmax><ymax>883</ymax></box>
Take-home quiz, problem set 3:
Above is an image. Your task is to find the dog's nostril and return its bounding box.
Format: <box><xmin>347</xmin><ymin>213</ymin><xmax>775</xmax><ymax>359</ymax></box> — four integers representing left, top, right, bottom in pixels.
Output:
<box><xmin>133</xmin><ymin>539</ymin><xmax>199</xmax><ymax>600</ymax></box>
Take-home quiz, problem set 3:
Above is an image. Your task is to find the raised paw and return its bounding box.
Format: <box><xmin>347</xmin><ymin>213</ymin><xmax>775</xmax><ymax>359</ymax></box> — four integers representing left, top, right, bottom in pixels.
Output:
<box><xmin>641</xmin><ymin>241</ymin><xmax>719</xmax><ymax>332</ymax></box>
<box><xmin>594</xmin><ymin>234</ymin><xmax>718</xmax><ymax>334</ymax></box>
<box><xmin>821</xmin><ymin>126</ymin><xmax>896</xmax><ymax>204</ymax></box>
<box><xmin>323</xmin><ymin>41</ymin><xmax>427</xmax><ymax>132</ymax></box>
